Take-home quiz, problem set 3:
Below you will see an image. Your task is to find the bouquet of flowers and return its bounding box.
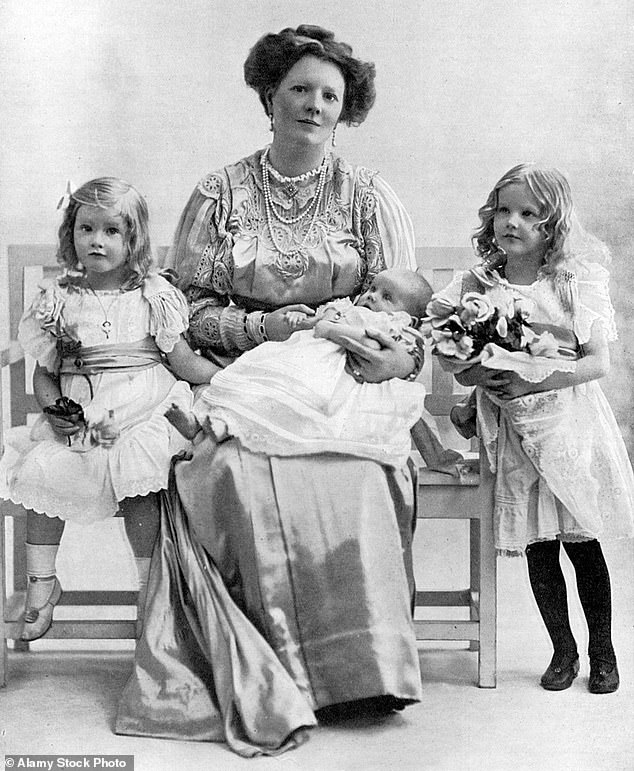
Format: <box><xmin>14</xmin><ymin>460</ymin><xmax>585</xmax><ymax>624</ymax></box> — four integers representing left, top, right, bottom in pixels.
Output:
<box><xmin>423</xmin><ymin>280</ymin><xmax>565</xmax><ymax>376</ymax></box>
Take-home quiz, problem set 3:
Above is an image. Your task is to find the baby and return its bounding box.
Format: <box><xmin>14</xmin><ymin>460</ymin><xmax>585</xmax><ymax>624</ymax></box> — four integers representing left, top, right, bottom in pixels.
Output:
<box><xmin>167</xmin><ymin>269</ymin><xmax>462</xmax><ymax>472</ymax></box>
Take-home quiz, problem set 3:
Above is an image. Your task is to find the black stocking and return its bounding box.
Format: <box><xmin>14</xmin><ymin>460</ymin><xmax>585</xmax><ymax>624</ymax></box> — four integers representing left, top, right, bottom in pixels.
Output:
<box><xmin>526</xmin><ymin>540</ymin><xmax>577</xmax><ymax>659</ymax></box>
<box><xmin>562</xmin><ymin>540</ymin><xmax>615</xmax><ymax>664</ymax></box>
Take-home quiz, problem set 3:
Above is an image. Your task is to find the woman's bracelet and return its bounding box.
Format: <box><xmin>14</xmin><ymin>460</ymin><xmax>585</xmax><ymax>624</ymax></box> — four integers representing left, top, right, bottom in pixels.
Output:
<box><xmin>404</xmin><ymin>345</ymin><xmax>424</xmax><ymax>381</ymax></box>
<box><xmin>245</xmin><ymin>311</ymin><xmax>269</xmax><ymax>345</ymax></box>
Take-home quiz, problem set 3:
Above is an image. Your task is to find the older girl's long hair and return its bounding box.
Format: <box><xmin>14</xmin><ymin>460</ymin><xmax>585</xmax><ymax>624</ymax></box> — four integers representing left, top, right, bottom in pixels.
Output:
<box><xmin>473</xmin><ymin>163</ymin><xmax>575</xmax><ymax>277</ymax></box>
<box><xmin>57</xmin><ymin>177</ymin><xmax>153</xmax><ymax>291</ymax></box>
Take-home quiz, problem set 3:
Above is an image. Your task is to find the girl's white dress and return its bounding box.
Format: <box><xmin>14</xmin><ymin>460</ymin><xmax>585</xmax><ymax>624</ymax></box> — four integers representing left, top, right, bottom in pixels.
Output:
<box><xmin>439</xmin><ymin>259</ymin><xmax>634</xmax><ymax>553</ymax></box>
<box><xmin>195</xmin><ymin>300</ymin><xmax>427</xmax><ymax>468</ymax></box>
<box><xmin>0</xmin><ymin>274</ymin><xmax>193</xmax><ymax>522</ymax></box>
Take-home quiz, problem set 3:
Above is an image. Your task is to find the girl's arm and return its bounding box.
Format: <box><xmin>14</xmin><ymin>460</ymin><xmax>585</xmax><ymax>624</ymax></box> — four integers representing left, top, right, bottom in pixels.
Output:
<box><xmin>33</xmin><ymin>365</ymin><xmax>82</xmax><ymax>436</ymax></box>
<box><xmin>166</xmin><ymin>336</ymin><xmax>221</xmax><ymax>384</ymax></box>
<box><xmin>456</xmin><ymin>319</ymin><xmax>610</xmax><ymax>400</ymax></box>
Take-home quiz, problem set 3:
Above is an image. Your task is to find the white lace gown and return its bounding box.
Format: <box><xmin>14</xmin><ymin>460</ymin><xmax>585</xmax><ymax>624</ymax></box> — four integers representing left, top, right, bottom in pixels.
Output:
<box><xmin>0</xmin><ymin>274</ymin><xmax>193</xmax><ymax>522</ymax></box>
<box><xmin>439</xmin><ymin>260</ymin><xmax>634</xmax><ymax>552</ymax></box>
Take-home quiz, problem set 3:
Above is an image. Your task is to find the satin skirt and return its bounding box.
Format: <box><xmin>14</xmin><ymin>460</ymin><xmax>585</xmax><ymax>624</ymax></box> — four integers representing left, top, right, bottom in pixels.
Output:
<box><xmin>116</xmin><ymin>438</ymin><xmax>422</xmax><ymax>756</ymax></box>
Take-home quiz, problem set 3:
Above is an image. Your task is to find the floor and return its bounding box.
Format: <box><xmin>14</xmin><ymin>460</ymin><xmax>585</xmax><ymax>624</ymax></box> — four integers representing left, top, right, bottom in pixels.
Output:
<box><xmin>1</xmin><ymin>538</ymin><xmax>632</xmax><ymax>771</ymax></box>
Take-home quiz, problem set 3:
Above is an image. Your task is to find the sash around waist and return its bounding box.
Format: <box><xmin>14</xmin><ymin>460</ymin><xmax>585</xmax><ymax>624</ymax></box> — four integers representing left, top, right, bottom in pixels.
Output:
<box><xmin>60</xmin><ymin>337</ymin><xmax>163</xmax><ymax>376</ymax></box>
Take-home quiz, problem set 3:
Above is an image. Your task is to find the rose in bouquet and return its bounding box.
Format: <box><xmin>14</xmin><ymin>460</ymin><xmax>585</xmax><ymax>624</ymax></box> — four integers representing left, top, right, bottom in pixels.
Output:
<box><xmin>423</xmin><ymin>283</ymin><xmax>559</xmax><ymax>374</ymax></box>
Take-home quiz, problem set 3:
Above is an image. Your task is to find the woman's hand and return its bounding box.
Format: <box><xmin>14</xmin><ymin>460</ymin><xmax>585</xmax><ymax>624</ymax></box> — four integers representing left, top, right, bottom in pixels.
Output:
<box><xmin>339</xmin><ymin>328</ymin><xmax>416</xmax><ymax>383</ymax></box>
<box><xmin>265</xmin><ymin>305</ymin><xmax>315</xmax><ymax>341</ymax></box>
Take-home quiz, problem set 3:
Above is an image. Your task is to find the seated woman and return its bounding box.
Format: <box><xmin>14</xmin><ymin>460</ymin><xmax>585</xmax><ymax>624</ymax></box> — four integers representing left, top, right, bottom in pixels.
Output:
<box><xmin>116</xmin><ymin>25</ymin><xmax>426</xmax><ymax>758</ymax></box>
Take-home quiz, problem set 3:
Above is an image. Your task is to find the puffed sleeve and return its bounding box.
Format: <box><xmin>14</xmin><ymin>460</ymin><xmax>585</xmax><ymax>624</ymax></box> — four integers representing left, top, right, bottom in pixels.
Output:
<box><xmin>17</xmin><ymin>281</ymin><xmax>66</xmax><ymax>373</ymax></box>
<box><xmin>164</xmin><ymin>170</ymin><xmax>257</xmax><ymax>359</ymax></box>
<box><xmin>572</xmin><ymin>261</ymin><xmax>617</xmax><ymax>344</ymax></box>
<box><xmin>433</xmin><ymin>270</ymin><xmax>465</xmax><ymax>305</ymax></box>
<box><xmin>372</xmin><ymin>175</ymin><xmax>416</xmax><ymax>270</ymax></box>
<box><xmin>354</xmin><ymin>168</ymin><xmax>416</xmax><ymax>293</ymax></box>
<box><xmin>142</xmin><ymin>274</ymin><xmax>190</xmax><ymax>353</ymax></box>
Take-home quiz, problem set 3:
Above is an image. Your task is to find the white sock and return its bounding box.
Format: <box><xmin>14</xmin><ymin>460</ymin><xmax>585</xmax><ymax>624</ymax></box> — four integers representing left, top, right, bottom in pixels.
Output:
<box><xmin>25</xmin><ymin>543</ymin><xmax>59</xmax><ymax>607</ymax></box>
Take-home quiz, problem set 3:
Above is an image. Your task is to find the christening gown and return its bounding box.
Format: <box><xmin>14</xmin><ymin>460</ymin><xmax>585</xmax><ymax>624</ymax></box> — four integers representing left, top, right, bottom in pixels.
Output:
<box><xmin>192</xmin><ymin>300</ymin><xmax>428</xmax><ymax>468</ymax></box>
<box><xmin>437</xmin><ymin>260</ymin><xmax>634</xmax><ymax>554</ymax></box>
<box><xmin>0</xmin><ymin>274</ymin><xmax>193</xmax><ymax>522</ymax></box>
<box><xmin>115</xmin><ymin>150</ymin><xmax>424</xmax><ymax>756</ymax></box>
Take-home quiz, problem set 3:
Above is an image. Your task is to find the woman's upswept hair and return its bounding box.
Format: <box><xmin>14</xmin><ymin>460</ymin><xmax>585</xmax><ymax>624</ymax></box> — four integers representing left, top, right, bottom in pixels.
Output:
<box><xmin>473</xmin><ymin>163</ymin><xmax>576</xmax><ymax>277</ymax></box>
<box><xmin>57</xmin><ymin>177</ymin><xmax>153</xmax><ymax>291</ymax></box>
<box><xmin>244</xmin><ymin>24</ymin><xmax>376</xmax><ymax>126</ymax></box>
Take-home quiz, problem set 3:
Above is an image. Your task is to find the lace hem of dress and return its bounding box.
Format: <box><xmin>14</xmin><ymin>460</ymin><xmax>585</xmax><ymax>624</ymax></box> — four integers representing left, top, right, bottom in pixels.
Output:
<box><xmin>497</xmin><ymin>531</ymin><xmax>598</xmax><ymax>557</ymax></box>
<box><xmin>4</xmin><ymin>477</ymin><xmax>169</xmax><ymax>523</ymax></box>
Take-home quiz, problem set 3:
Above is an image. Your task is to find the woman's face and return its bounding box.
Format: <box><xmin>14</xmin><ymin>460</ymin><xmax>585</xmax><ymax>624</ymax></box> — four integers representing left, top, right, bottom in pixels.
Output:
<box><xmin>268</xmin><ymin>55</ymin><xmax>345</xmax><ymax>150</ymax></box>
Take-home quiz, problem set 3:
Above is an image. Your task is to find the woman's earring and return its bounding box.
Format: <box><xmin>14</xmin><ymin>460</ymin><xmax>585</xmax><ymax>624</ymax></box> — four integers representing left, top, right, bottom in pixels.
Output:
<box><xmin>269</xmin><ymin>113</ymin><xmax>274</xmax><ymax>132</ymax></box>
<box><xmin>331</xmin><ymin>126</ymin><xmax>337</xmax><ymax>147</ymax></box>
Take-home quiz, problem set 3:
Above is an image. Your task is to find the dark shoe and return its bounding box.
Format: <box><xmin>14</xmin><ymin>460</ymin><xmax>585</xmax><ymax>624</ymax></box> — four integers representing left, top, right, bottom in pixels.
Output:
<box><xmin>588</xmin><ymin>660</ymin><xmax>619</xmax><ymax>694</ymax></box>
<box><xmin>540</xmin><ymin>653</ymin><xmax>580</xmax><ymax>691</ymax></box>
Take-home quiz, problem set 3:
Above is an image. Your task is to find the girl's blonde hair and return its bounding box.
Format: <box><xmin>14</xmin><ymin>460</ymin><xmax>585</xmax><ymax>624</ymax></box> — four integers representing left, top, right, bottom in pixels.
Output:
<box><xmin>57</xmin><ymin>177</ymin><xmax>153</xmax><ymax>290</ymax></box>
<box><xmin>473</xmin><ymin>163</ymin><xmax>574</xmax><ymax>277</ymax></box>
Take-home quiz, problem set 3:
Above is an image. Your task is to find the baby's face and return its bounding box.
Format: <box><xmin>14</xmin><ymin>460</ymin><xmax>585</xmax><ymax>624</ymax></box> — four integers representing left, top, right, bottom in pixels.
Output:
<box><xmin>357</xmin><ymin>272</ymin><xmax>411</xmax><ymax>313</ymax></box>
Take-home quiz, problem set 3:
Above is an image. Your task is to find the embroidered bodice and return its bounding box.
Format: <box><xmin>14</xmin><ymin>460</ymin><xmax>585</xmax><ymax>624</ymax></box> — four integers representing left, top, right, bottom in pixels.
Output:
<box><xmin>164</xmin><ymin>149</ymin><xmax>415</xmax><ymax>357</ymax></box>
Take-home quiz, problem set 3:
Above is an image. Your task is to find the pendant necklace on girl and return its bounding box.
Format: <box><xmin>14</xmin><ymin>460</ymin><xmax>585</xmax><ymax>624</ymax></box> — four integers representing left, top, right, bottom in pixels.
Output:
<box><xmin>86</xmin><ymin>282</ymin><xmax>121</xmax><ymax>340</ymax></box>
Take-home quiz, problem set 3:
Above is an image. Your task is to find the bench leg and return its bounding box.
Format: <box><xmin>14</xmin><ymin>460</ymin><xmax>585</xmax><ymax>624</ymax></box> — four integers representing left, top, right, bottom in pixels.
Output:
<box><xmin>469</xmin><ymin>518</ymin><xmax>480</xmax><ymax>652</ymax></box>
<box><xmin>1</xmin><ymin>517</ymin><xmax>7</xmax><ymax>687</ymax></box>
<box><xmin>477</xmin><ymin>465</ymin><xmax>497</xmax><ymax>687</ymax></box>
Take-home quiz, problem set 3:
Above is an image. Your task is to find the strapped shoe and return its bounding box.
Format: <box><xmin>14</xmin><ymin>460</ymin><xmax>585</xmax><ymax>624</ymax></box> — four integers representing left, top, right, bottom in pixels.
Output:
<box><xmin>19</xmin><ymin>575</ymin><xmax>63</xmax><ymax>642</ymax></box>
<box><xmin>540</xmin><ymin>653</ymin><xmax>580</xmax><ymax>691</ymax></box>
<box><xmin>588</xmin><ymin>660</ymin><xmax>619</xmax><ymax>694</ymax></box>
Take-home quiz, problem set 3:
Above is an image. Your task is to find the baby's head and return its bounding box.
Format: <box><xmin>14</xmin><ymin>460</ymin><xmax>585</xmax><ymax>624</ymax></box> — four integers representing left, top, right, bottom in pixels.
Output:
<box><xmin>357</xmin><ymin>269</ymin><xmax>433</xmax><ymax>318</ymax></box>
<box><xmin>57</xmin><ymin>177</ymin><xmax>153</xmax><ymax>290</ymax></box>
<box><xmin>473</xmin><ymin>163</ymin><xmax>574</xmax><ymax>274</ymax></box>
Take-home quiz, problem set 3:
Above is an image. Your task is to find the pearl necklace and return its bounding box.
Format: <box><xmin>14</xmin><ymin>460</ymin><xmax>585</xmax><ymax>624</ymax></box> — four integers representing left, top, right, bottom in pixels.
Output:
<box><xmin>260</xmin><ymin>148</ymin><xmax>328</xmax><ymax>258</ymax></box>
<box><xmin>265</xmin><ymin>151</ymin><xmax>322</xmax><ymax>199</ymax></box>
<box><xmin>86</xmin><ymin>282</ymin><xmax>121</xmax><ymax>340</ymax></box>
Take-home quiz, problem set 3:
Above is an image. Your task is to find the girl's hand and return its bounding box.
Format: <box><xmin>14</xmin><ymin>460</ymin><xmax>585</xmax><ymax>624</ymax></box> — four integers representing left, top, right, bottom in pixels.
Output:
<box><xmin>265</xmin><ymin>305</ymin><xmax>315</xmax><ymax>341</ymax></box>
<box><xmin>455</xmin><ymin>363</ymin><xmax>510</xmax><ymax>389</ymax></box>
<box><xmin>340</xmin><ymin>328</ymin><xmax>416</xmax><ymax>383</ymax></box>
<box><xmin>458</xmin><ymin>364</ymin><xmax>535</xmax><ymax>400</ymax></box>
<box><xmin>45</xmin><ymin>413</ymin><xmax>84</xmax><ymax>437</ymax></box>
<box><xmin>490</xmin><ymin>371</ymin><xmax>537</xmax><ymax>400</ymax></box>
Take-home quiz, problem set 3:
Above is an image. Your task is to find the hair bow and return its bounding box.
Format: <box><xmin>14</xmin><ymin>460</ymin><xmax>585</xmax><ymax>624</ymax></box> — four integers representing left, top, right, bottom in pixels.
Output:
<box><xmin>57</xmin><ymin>180</ymin><xmax>74</xmax><ymax>211</ymax></box>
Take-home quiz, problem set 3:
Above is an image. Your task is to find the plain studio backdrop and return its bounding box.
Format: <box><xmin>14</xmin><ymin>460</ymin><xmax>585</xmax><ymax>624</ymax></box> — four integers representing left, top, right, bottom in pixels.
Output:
<box><xmin>0</xmin><ymin>0</ymin><xmax>633</xmax><ymax>766</ymax></box>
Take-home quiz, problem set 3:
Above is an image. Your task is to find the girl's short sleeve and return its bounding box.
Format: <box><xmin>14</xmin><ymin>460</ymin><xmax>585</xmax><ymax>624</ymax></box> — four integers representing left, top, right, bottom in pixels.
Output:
<box><xmin>17</xmin><ymin>281</ymin><xmax>64</xmax><ymax>373</ymax></box>
<box><xmin>434</xmin><ymin>271</ymin><xmax>466</xmax><ymax>305</ymax></box>
<box><xmin>143</xmin><ymin>275</ymin><xmax>190</xmax><ymax>353</ymax></box>
<box><xmin>574</xmin><ymin>261</ymin><xmax>617</xmax><ymax>343</ymax></box>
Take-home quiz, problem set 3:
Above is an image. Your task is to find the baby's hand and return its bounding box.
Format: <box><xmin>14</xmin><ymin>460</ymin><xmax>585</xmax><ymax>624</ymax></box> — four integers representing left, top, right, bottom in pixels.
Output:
<box><xmin>284</xmin><ymin>311</ymin><xmax>316</xmax><ymax>331</ymax></box>
<box><xmin>164</xmin><ymin>403</ymin><xmax>201</xmax><ymax>440</ymax></box>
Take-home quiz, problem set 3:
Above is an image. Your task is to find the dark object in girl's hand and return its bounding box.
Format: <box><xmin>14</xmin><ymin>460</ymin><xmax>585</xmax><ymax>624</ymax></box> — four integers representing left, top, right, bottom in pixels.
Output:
<box><xmin>43</xmin><ymin>397</ymin><xmax>85</xmax><ymax>423</ymax></box>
